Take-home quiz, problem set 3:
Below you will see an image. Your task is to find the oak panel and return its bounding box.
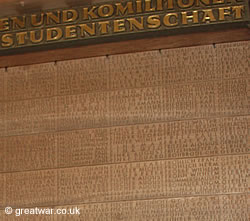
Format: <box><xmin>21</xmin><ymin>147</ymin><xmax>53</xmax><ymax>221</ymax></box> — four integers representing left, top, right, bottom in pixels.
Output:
<box><xmin>0</xmin><ymin>69</ymin><xmax>4</xmax><ymax>102</ymax></box>
<box><xmin>0</xmin><ymin>174</ymin><xmax>5</xmax><ymax>208</ymax></box>
<box><xmin>109</xmin><ymin>50</ymin><xmax>162</xmax><ymax>90</ymax></box>
<box><xmin>110</xmin><ymin>87</ymin><xmax>163</xmax><ymax>126</ymax></box>
<box><xmin>57</xmin><ymin>128</ymin><xmax>110</xmax><ymax>168</ymax></box>
<box><xmin>3</xmin><ymin>134</ymin><xmax>57</xmax><ymax>172</ymax></box>
<box><xmin>55</xmin><ymin>194</ymin><xmax>249</xmax><ymax>221</ymax></box>
<box><xmin>5</xmin><ymin>63</ymin><xmax>56</xmax><ymax>102</ymax></box>
<box><xmin>5</xmin><ymin>97</ymin><xmax>56</xmax><ymax>136</ymax></box>
<box><xmin>1</xmin><ymin>116</ymin><xmax>249</xmax><ymax>172</ymax></box>
<box><xmin>57</xmin><ymin>92</ymin><xmax>109</xmax><ymax>131</ymax></box>
<box><xmin>216</xmin><ymin>41</ymin><xmax>250</xmax><ymax>79</ymax></box>
<box><xmin>162</xmin><ymin>78</ymin><xmax>249</xmax><ymax>121</ymax></box>
<box><xmin>161</xmin><ymin>41</ymin><xmax>250</xmax><ymax>84</ymax></box>
<box><xmin>0</xmin><ymin>103</ymin><xmax>5</xmax><ymax>137</ymax></box>
<box><xmin>110</xmin><ymin>116</ymin><xmax>250</xmax><ymax>163</ymax></box>
<box><xmin>56</xmin><ymin>155</ymin><xmax>248</xmax><ymax>205</ymax></box>
<box><xmin>57</xmin><ymin>56</ymin><xmax>109</xmax><ymax>96</ymax></box>
<box><xmin>4</xmin><ymin>170</ymin><xmax>57</xmax><ymax>208</ymax></box>
<box><xmin>161</xmin><ymin>44</ymin><xmax>219</xmax><ymax>84</ymax></box>
<box><xmin>0</xmin><ymin>138</ymin><xmax>4</xmax><ymax>172</ymax></box>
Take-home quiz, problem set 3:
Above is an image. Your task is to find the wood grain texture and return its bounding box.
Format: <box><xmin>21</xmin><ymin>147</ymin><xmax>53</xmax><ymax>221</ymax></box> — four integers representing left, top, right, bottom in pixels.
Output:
<box><xmin>4</xmin><ymin>97</ymin><xmax>56</xmax><ymax>136</ymax></box>
<box><xmin>161</xmin><ymin>42</ymin><xmax>250</xmax><ymax>83</ymax></box>
<box><xmin>0</xmin><ymin>116</ymin><xmax>249</xmax><ymax>172</ymax></box>
<box><xmin>0</xmin><ymin>28</ymin><xmax>249</xmax><ymax>68</ymax></box>
<box><xmin>4</xmin><ymin>170</ymin><xmax>57</xmax><ymax>208</ymax></box>
<box><xmin>1</xmin><ymin>41</ymin><xmax>249</xmax><ymax>100</ymax></box>
<box><xmin>4</xmin><ymin>63</ymin><xmax>56</xmax><ymax>101</ymax></box>
<box><xmin>1</xmin><ymin>154</ymin><xmax>249</xmax><ymax>208</ymax></box>
<box><xmin>0</xmin><ymin>69</ymin><xmax>4</xmax><ymax>102</ymax></box>
<box><xmin>0</xmin><ymin>40</ymin><xmax>249</xmax><ymax>220</ymax></box>
<box><xmin>1</xmin><ymin>41</ymin><xmax>249</xmax><ymax>97</ymax></box>
<box><xmin>1</xmin><ymin>77</ymin><xmax>249</xmax><ymax>137</ymax></box>
<box><xmin>1</xmin><ymin>194</ymin><xmax>248</xmax><ymax>220</ymax></box>
<box><xmin>55</xmin><ymin>194</ymin><xmax>249</xmax><ymax>221</ymax></box>
<box><xmin>57</xmin><ymin>56</ymin><xmax>109</xmax><ymax>95</ymax></box>
<box><xmin>0</xmin><ymin>174</ymin><xmax>5</xmax><ymax>207</ymax></box>
<box><xmin>2</xmin><ymin>133</ymin><xmax>57</xmax><ymax>172</ymax></box>
<box><xmin>0</xmin><ymin>41</ymin><xmax>249</xmax><ymax>172</ymax></box>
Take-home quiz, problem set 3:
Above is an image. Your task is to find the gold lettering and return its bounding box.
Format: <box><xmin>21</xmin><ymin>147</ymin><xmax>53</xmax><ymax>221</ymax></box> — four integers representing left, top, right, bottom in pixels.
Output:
<box><xmin>166</xmin><ymin>0</ymin><xmax>174</xmax><ymax>9</ymax></box>
<box><xmin>31</xmin><ymin>13</ymin><xmax>44</xmax><ymax>27</ymax></box>
<box><xmin>115</xmin><ymin>2</ymin><xmax>134</xmax><ymax>15</ymax></box>
<box><xmin>63</xmin><ymin>9</ymin><xmax>78</xmax><ymax>23</ymax></box>
<box><xmin>136</xmin><ymin>0</ymin><xmax>142</xmax><ymax>13</ymax></box>
<box><xmin>127</xmin><ymin>17</ymin><xmax>144</xmax><ymax>31</ymax></box>
<box><xmin>213</xmin><ymin>0</ymin><xmax>224</xmax><ymax>4</ymax></box>
<box><xmin>98</xmin><ymin>21</ymin><xmax>110</xmax><ymax>34</ymax></box>
<box><xmin>219</xmin><ymin>7</ymin><xmax>231</xmax><ymax>21</ymax></box>
<box><xmin>114</xmin><ymin>20</ymin><xmax>126</xmax><ymax>34</ymax></box>
<box><xmin>47</xmin><ymin>27</ymin><xmax>63</xmax><ymax>41</ymax></box>
<box><xmin>46</xmin><ymin>11</ymin><xmax>61</xmax><ymax>25</ymax></box>
<box><xmin>114</xmin><ymin>19</ymin><xmax>126</xmax><ymax>32</ymax></box>
<box><xmin>98</xmin><ymin>4</ymin><xmax>114</xmax><ymax>18</ymax></box>
<box><xmin>83</xmin><ymin>6</ymin><xmax>98</xmax><ymax>20</ymax></box>
<box><xmin>1</xmin><ymin>34</ymin><xmax>13</xmax><ymax>47</ymax></box>
<box><xmin>11</xmin><ymin>16</ymin><xmax>26</xmax><ymax>30</ymax></box>
<box><xmin>79</xmin><ymin>23</ymin><xmax>96</xmax><ymax>36</ymax></box>
<box><xmin>177</xmin><ymin>0</ymin><xmax>195</xmax><ymax>8</ymax></box>
<box><xmin>202</xmin><ymin>9</ymin><xmax>216</xmax><ymax>22</ymax></box>
<box><xmin>0</xmin><ymin>18</ymin><xmax>9</xmax><ymax>31</ymax></box>
<box><xmin>147</xmin><ymin>15</ymin><xmax>161</xmax><ymax>28</ymax></box>
<box><xmin>16</xmin><ymin>32</ymin><xmax>27</xmax><ymax>45</ymax></box>
<box><xmin>232</xmin><ymin>5</ymin><xmax>244</xmax><ymax>19</ymax></box>
<box><xmin>145</xmin><ymin>0</ymin><xmax>155</xmax><ymax>12</ymax></box>
<box><xmin>65</xmin><ymin>25</ymin><xmax>77</xmax><ymax>38</ymax></box>
<box><xmin>157</xmin><ymin>0</ymin><xmax>163</xmax><ymax>10</ymax></box>
<box><xmin>163</xmin><ymin>13</ymin><xmax>179</xmax><ymax>26</ymax></box>
<box><xmin>182</xmin><ymin>11</ymin><xmax>199</xmax><ymax>24</ymax></box>
<box><xmin>30</xmin><ymin>30</ymin><xmax>44</xmax><ymax>43</ymax></box>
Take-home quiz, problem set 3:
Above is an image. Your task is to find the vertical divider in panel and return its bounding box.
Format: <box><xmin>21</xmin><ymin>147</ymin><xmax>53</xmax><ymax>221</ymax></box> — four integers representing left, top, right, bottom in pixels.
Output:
<box><xmin>106</xmin><ymin>55</ymin><xmax>112</xmax><ymax>167</ymax></box>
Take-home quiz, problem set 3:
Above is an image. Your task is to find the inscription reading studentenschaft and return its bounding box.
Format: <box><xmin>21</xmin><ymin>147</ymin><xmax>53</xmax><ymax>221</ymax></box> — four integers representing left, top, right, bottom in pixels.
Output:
<box><xmin>0</xmin><ymin>0</ymin><xmax>249</xmax><ymax>51</ymax></box>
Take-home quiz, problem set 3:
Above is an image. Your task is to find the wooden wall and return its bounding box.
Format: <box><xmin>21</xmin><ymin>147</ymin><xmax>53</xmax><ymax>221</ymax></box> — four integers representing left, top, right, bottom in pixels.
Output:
<box><xmin>0</xmin><ymin>40</ymin><xmax>249</xmax><ymax>220</ymax></box>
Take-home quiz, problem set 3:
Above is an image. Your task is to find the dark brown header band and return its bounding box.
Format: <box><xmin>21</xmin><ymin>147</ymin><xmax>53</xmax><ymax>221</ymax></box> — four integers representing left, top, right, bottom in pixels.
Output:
<box><xmin>0</xmin><ymin>0</ymin><xmax>249</xmax><ymax>54</ymax></box>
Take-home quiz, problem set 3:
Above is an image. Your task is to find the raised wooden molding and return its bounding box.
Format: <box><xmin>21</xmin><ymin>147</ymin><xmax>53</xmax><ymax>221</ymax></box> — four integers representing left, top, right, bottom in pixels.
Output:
<box><xmin>0</xmin><ymin>27</ymin><xmax>249</xmax><ymax>68</ymax></box>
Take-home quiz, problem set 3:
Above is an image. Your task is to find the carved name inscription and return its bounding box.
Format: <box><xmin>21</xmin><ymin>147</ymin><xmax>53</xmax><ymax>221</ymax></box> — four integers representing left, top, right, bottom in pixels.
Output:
<box><xmin>5</xmin><ymin>63</ymin><xmax>56</xmax><ymax>101</ymax></box>
<box><xmin>3</xmin><ymin>155</ymin><xmax>247</xmax><ymax>208</ymax></box>
<box><xmin>3</xmin><ymin>134</ymin><xmax>57</xmax><ymax>172</ymax></box>
<box><xmin>1</xmin><ymin>116</ymin><xmax>248</xmax><ymax>172</ymax></box>
<box><xmin>56</xmin><ymin>155</ymin><xmax>248</xmax><ymax>205</ymax></box>
<box><xmin>5</xmin><ymin>97</ymin><xmax>56</xmax><ymax>136</ymax></box>
<box><xmin>4</xmin><ymin>170</ymin><xmax>57</xmax><ymax>208</ymax></box>
<box><xmin>54</xmin><ymin>194</ymin><xmax>248</xmax><ymax>221</ymax></box>
<box><xmin>109</xmin><ymin>51</ymin><xmax>161</xmax><ymax>89</ymax></box>
<box><xmin>57</xmin><ymin>92</ymin><xmax>109</xmax><ymax>131</ymax></box>
<box><xmin>57</xmin><ymin>56</ymin><xmax>109</xmax><ymax>95</ymax></box>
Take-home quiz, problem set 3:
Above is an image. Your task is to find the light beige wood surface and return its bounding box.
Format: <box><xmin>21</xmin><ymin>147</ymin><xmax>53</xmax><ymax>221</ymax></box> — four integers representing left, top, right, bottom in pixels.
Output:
<box><xmin>0</xmin><ymin>40</ymin><xmax>249</xmax><ymax>220</ymax></box>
